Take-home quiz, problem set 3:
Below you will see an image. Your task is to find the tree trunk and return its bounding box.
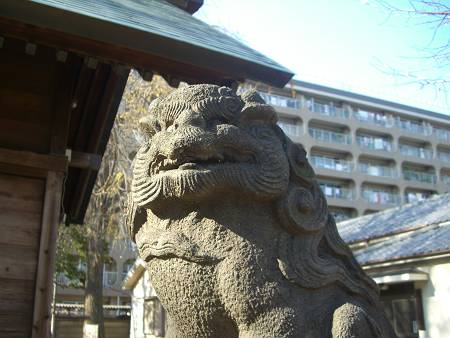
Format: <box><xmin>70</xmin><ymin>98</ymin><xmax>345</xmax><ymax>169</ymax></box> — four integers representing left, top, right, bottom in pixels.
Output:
<box><xmin>84</xmin><ymin>233</ymin><xmax>105</xmax><ymax>338</ymax></box>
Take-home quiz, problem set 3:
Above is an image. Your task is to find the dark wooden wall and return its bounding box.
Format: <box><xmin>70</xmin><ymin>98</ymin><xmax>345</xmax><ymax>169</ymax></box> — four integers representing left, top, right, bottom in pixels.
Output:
<box><xmin>0</xmin><ymin>174</ymin><xmax>45</xmax><ymax>337</ymax></box>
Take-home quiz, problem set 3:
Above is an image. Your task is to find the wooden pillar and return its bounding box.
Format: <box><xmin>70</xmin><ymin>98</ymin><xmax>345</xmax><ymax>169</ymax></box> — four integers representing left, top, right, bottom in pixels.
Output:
<box><xmin>32</xmin><ymin>171</ymin><xmax>65</xmax><ymax>338</ymax></box>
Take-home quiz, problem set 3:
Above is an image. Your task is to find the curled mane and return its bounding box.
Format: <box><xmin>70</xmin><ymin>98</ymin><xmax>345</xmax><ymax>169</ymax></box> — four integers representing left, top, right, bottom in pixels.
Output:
<box><xmin>273</xmin><ymin>128</ymin><xmax>379</xmax><ymax>305</ymax></box>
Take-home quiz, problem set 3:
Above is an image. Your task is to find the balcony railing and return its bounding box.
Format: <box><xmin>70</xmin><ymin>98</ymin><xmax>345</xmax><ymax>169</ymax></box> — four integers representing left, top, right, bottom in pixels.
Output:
<box><xmin>359</xmin><ymin>163</ymin><xmax>396</xmax><ymax>178</ymax></box>
<box><xmin>310</xmin><ymin>156</ymin><xmax>353</xmax><ymax>172</ymax></box>
<box><xmin>278</xmin><ymin>121</ymin><xmax>302</xmax><ymax>137</ymax></box>
<box><xmin>320</xmin><ymin>186</ymin><xmax>354</xmax><ymax>200</ymax></box>
<box><xmin>362</xmin><ymin>190</ymin><xmax>400</xmax><ymax>205</ymax></box>
<box><xmin>405</xmin><ymin>193</ymin><xmax>433</xmax><ymax>204</ymax></box>
<box><xmin>354</xmin><ymin>111</ymin><xmax>388</xmax><ymax>127</ymax></box>
<box><xmin>356</xmin><ymin>136</ymin><xmax>392</xmax><ymax>152</ymax></box>
<box><xmin>103</xmin><ymin>271</ymin><xmax>117</xmax><ymax>288</ymax></box>
<box><xmin>399</xmin><ymin>144</ymin><xmax>433</xmax><ymax>160</ymax></box>
<box><xmin>438</xmin><ymin>151</ymin><xmax>450</xmax><ymax>163</ymax></box>
<box><xmin>309</xmin><ymin>128</ymin><xmax>351</xmax><ymax>145</ymax></box>
<box><xmin>436</xmin><ymin>128</ymin><xmax>450</xmax><ymax>143</ymax></box>
<box><xmin>403</xmin><ymin>170</ymin><xmax>437</xmax><ymax>184</ymax></box>
<box><xmin>258</xmin><ymin>92</ymin><xmax>301</xmax><ymax>109</ymax></box>
<box><xmin>396</xmin><ymin>118</ymin><xmax>427</xmax><ymax>135</ymax></box>
<box><xmin>307</xmin><ymin>101</ymin><xmax>348</xmax><ymax>119</ymax></box>
<box><xmin>54</xmin><ymin>303</ymin><xmax>131</xmax><ymax>318</ymax></box>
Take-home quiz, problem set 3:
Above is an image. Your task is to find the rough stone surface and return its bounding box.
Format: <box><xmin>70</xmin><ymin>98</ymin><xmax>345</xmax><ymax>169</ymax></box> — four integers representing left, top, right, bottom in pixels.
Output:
<box><xmin>127</xmin><ymin>85</ymin><xmax>397</xmax><ymax>338</ymax></box>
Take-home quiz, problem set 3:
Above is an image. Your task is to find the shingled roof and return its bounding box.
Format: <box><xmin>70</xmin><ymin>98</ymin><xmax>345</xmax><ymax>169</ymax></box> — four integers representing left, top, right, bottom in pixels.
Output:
<box><xmin>1</xmin><ymin>0</ymin><xmax>293</xmax><ymax>86</ymax></box>
<box><xmin>337</xmin><ymin>193</ymin><xmax>450</xmax><ymax>244</ymax></box>
<box><xmin>337</xmin><ymin>193</ymin><xmax>450</xmax><ymax>267</ymax></box>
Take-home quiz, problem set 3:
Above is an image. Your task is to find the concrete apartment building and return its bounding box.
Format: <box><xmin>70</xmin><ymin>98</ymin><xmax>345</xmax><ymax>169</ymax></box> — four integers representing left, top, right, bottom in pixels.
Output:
<box><xmin>243</xmin><ymin>80</ymin><xmax>450</xmax><ymax>221</ymax></box>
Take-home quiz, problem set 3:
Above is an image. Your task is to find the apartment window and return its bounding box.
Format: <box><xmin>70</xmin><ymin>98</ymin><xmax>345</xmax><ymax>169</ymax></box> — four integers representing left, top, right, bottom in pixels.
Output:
<box><xmin>319</xmin><ymin>182</ymin><xmax>351</xmax><ymax>199</ymax></box>
<box><xmin>278</xmin><ymin>120</ymin><xmax>301</xmax><ymax>137</ymax></box>
<box><xmin>405</xmin><ymin>191</ymin><xmax>433</xmax><ymax>203</ymax></box>
<box><xmin>396</xmin><ymin>117</ymin><xmax>426</xmax><ymax>135</ymax></box>
<box><xmin>359</xmin><ymin>163</ymin><xmax>396</xmax><ymax>178</ymax></box>
<box><xmin>306</xmin><ymin>97</ymin><xmax>347</xmax><ymax>118</ymax></box>
<box><xmin>309</xmin><ymin>127</ymin><xmax>351</xmax><ymax>144</ymax></box>
<box><xmin>362</xmin><ymin>187</ymin><xmax>399</xmax><ymax>205</ymax></box>
<box><xmin>355</xmin><ymin>109</ymin><xmax>387</xmax><ymax>126</ymax></box>
<box><xmin>103</xmin><ymin>257</ymin><xmax>117</xmax><ymax>287</ymax></box>
<box><xmin>144</xmin><ymin>298</ymin><xmax>166</xmax><ymax>337</ymax></box>
<box><xmin>438</xmin><ymin>150</ymin><xmax>450</xmax><ymax>163</ymax></box>
<box><xmin>403</xmin><ymin>169</ymin><xmax>436</xmax><ymax>184</ymax></box>
<box><xmin>357</xmin><ymin>134</ymin><xmax>391</xmax><ymax>151</ymax></box>
<box><xmin>258</xmin><ymin>92</ymin><xmax>301</xmax><ymax>109</ymax></box>
<box><xmin>310</xmin><ymin>155</ymin><xmax>352</xmax><ymax>172</ymax></box>
<box><xmin>399</xmin><ymin>144</ymin><xmax>432</xmax><ymax>159</ymax></box>
<box><xmin>435</xmin><ymin>128</ymin><xmax>450</xmax><ymax>143</ymax></box>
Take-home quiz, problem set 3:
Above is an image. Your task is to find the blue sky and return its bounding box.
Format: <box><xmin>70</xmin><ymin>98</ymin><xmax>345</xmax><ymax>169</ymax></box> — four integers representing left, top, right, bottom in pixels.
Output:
<box><xmin>195</xmin><ymin>0</ymin><xmax>449</xmax><ymax>114</ymax></box>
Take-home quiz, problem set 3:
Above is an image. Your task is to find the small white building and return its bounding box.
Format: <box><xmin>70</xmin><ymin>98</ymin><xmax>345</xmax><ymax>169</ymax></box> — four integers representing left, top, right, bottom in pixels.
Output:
<box><xmin>123</xmin><ymin>259</ymin><xmax>167</xmax><ymax>338</ymax></box>
<box><xmin>339</xmin><ymin>193</ymin><xmax>450</xmax><ymax>338</ymax></box>
<box><xmin>124</xmin><ymin>193</ymin><xmax>450</xmax><ymax>338</ymax></box>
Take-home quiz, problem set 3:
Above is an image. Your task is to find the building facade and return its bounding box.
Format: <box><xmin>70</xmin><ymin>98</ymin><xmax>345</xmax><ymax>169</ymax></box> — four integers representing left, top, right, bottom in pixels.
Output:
<box><xmin>244</xmin><ymin>80</ymin><xmax>450</xmax><ymax>221</ymax></box>
<box><xmin>338</xmin><ymin>193</ymin><xmax>450</xmax><ymax>338</ymax></box>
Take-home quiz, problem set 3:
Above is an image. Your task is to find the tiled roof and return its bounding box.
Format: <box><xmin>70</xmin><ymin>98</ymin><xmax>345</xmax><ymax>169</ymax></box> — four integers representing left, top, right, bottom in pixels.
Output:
<box><xmin>354</xmin><ymin>222</ymin><xmax>450</xmax><ymax>265</ymax></box>
<box><xmin>29</xmin><ymin>0</ymin><xmax>292</xmax><ymax>81</ymax></box>
<box><xmin>337</xmin><ymin>193</ymin><xmax>450</xmax><ymax>244</ymax></box>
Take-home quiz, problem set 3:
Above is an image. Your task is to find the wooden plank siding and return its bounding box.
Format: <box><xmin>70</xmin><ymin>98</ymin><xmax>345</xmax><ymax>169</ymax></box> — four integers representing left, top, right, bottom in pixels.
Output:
<box><xmin>0</xmin><ymin>173</ymin><xmax>45</xmax><ymax>338</ymax></box>
<box><xmin>54</xmin><ymin>318</ymin><xmax>130</xmax><ymax>338</ymax></box>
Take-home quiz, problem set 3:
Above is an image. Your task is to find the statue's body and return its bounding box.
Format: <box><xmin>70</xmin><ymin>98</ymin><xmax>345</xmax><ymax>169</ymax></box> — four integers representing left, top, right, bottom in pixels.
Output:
<box><xmin>127</xmin><ymin>85</ymin><xmax>396</xmax><ymax>338</ymax></box>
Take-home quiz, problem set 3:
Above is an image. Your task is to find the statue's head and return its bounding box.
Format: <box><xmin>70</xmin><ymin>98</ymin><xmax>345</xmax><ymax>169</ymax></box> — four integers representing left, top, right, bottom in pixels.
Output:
<box><xmin>131</xmin><ymin>85</ymin><xmax>292</xmax><ymax>206</ymax></box>
<box><xmin>127</xmin><ymin>84</ymin><xmax>379</xmax><ymax>305</ymax></box>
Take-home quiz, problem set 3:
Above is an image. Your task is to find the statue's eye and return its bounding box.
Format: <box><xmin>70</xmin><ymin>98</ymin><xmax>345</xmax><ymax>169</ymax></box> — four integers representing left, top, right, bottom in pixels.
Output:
<box><xmin>139</xmin><ymin>117</ymin><xmax>162</xmax><ymax>138</ymax></box>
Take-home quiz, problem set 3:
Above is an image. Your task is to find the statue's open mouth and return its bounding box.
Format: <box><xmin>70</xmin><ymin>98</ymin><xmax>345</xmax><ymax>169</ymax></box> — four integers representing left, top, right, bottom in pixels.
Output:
<box><xmin>138</xmin><ymin>232</ymin><xmax>218</xmax><ymax>264</ymax></box>
<box><xmin>150</xmin><ymin>149</ymin><xmax>255</xmax><ymax>176</ymax></box>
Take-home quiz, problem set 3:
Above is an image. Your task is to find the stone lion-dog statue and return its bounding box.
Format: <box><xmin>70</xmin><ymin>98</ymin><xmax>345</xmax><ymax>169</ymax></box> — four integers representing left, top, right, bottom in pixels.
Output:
<box><xmin>126</xmin><ymin>84</ymin><xmax>396</xmax><ymax>338</ymax></box>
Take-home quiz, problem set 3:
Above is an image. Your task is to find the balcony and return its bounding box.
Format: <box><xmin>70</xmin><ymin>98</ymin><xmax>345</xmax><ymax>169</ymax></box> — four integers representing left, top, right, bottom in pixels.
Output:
<box><xmin>396</xmin><ymin>118</ymin><xmax>427</xmax><ymax>136</ymax></box>
<box><xmin>307</xmin><ymin>100</ymin><xmax>348</xmax><ymax>119</ymax></box>
<box><xmin>258</xmin><ymin>92</ymin><xmax>301</xmax><ymax>109</ymax></box>
<box><xmin>354</xmin><ymin>110</ymin><xmax>388</xmax><ymax>127</ymax></box>
<box><xmin>436</xmin><ymin>128</ymin><xmax>450</xmax><ymax>143</ymax></box>
<box><xmin>403</xmin><ymin>170</ymin><xmax>437</xmax><ymax>184</ymax></box>
<box><xmin>399</xmin><ymin>144</ymin><xmax>432</xmax><ymax>160</ymax></box>
<box><xmin>309</xmin><ymin>128</ymin><xmax>351</xmax><ymax>145</ymax></box>
<box><xmin>356</xmin><ymin>135</ymin><xmax>392</xmax><ymax>152</ymax></box>
<box><xmin>359</xmin><ymin>163</ymin><xmax>396</xmax><ymax>178</ymax></box>
<box><xmin>310</xmin><ymin>156</ymin><xmax>353</xmax><ymax>172</ymax></box>
<box><xmin>278</xmin><ymin>121</ymin><xmax>302</xmax><ymax>137</ymax></box>
<box><xmin>320</xmin><ymin>184</ymin><xmax>354</xmax><ymax>200</ymax></box>
<box><xmin>362</xmin><ymin>190</ymin><xmax>400</xmax><ymax>205</ymax></box>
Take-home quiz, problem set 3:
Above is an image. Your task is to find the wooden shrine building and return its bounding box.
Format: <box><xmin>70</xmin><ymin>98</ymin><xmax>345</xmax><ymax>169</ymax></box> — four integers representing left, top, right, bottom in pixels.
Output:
<box><xmin>0</xmin><ymin>0</ymin><xmax>292</xmax><ymax>337</ymax></box>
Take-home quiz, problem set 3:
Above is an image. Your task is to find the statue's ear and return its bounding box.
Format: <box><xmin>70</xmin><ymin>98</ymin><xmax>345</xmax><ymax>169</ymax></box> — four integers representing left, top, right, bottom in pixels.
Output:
<box><xmin>276</xmin><ymin>136</ymin><xmax>328</xmax><ymax>234</ymax></box>
<box><xmin>239</xmin><ymin>90</ymin><xmax>277</xmax><ymax>124</ymax></box>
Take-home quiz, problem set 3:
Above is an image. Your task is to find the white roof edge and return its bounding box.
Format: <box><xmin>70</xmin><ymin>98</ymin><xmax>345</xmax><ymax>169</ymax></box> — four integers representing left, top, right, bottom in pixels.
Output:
<box><xmin>372</xmin><ymin>272</ymin><xmax>429</xmax><ymax>285</ymax></box>
<box><xmin>122</xmin><ymin>258</ymin><xmax>146</xmax><ymax>290</ymax></box>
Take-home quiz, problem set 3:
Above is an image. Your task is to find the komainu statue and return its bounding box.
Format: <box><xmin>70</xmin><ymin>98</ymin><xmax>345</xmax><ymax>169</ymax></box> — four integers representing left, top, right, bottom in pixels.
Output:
<box><xmin>127</xmin><ymin>84</ymin><xmax>396</xmax><ymax>338</ymax></box>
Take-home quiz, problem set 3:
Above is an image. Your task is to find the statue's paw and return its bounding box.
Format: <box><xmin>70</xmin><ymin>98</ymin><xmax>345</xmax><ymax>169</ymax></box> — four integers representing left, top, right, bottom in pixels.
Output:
<box><xmin>331</xmin><ymin>303</ymin><xmax>384</xmax><ymax>338</ymax></box>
